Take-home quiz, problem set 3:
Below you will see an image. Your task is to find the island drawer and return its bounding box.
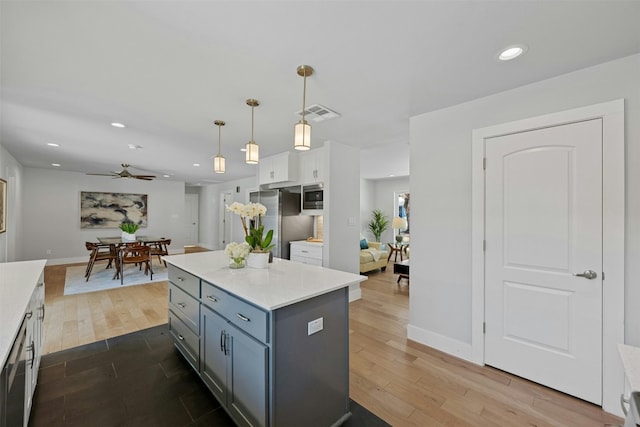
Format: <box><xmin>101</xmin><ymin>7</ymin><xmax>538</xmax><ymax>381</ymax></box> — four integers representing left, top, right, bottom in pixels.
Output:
<box><xmin>201</xmin><ymin>280</ymin><xmax>268</xmax><ymax>343</ymax></box>
<box><xmin>169</xmin><ymin>283</ymin><xmax>200</xmax><ymax>334</ymax></box>
<box><xmin>169</xmin><ymin>266</ymin><xmax>200</xmax><ymax>298</ymax></box>
<box><xmin>169</xmin><ymin>310</ymin><xmax>199</xmax><ymax>370</ymax></box>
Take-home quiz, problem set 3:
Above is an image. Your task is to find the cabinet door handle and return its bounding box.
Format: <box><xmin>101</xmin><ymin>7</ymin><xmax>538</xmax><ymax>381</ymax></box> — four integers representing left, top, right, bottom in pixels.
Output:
<box><xmin>206</xmin><ymin>295</ymin><xmax>218</xmax><ymax>303</ymax></box>
<box><xmin>39</xmin><ymin>304</ymin><xmax>45</xmax><ymax>320</ymax></box>
<box><xmin>236</xmin><ymin>313</ymin><xmax>250</xmax><ymax>322</ymax></box>
<box><xmin>177</xmin><ymin>334</ymin><xmax>185</xmax><ymax>341</ymax></box>
<box><xmin>25</xmin><ymin>311</ymin><xmax>33</xmax><ymax>320</ymax></box>
<box><xmin>301</xmin><ymin>250</ymin><xmax>309</xmax><ymax>253</ymax></box>
<box><xmin>220</xmin><ymin>330</ymin><xmax>224</xmax><ymax>352</ymax></box>
<box><xmin>177</xmin><ymin>277</ymin><xmax>184</xmax><ymax>282</ymax></box>
<box><xmin>27</xmin><ymin>341</ymin><xmax>35</xmax><ymax>369</ymax></box>
<box><xmin>177</xmin><ymin>302</ymin><xmax>186</xmax><ymax>309</ymax></box>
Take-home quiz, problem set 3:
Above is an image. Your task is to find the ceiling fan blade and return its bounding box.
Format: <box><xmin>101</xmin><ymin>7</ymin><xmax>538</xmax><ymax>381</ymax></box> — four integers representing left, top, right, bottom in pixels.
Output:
<box><xmin>134</xmin><ymin>176</ymin><xmax>155</xmax><ymax>181</ymax></box>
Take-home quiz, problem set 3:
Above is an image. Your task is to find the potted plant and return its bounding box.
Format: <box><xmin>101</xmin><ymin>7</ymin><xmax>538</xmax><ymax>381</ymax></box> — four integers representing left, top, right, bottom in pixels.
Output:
<box><xmin>367</xmin><ymin>209</ymin><xmax>389</xmax><ymax>242</ymax></box>
<box><xmin>120</xmin><ymin>222</ymin><xmax>139</xmax><ymax>241</ymax></box>
<box><xmin>226</xmin><ymin>202</ymin><xmax>275</xmax><ymax>268</ymax></box>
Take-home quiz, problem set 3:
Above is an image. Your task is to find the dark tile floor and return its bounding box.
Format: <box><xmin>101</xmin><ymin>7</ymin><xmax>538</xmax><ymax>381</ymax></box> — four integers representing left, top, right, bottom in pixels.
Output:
<box><xmin>29</xmin><ymin>325</ymin><xmax>389</xmax><ymax>427</ymax></box>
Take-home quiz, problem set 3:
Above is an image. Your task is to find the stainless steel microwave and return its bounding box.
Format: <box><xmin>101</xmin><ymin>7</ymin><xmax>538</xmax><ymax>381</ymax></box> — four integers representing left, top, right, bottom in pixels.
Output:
<box><xmin>302</xmin><ymin>184</ymin><xmax>323</xmax><ymax>210</ymax></box>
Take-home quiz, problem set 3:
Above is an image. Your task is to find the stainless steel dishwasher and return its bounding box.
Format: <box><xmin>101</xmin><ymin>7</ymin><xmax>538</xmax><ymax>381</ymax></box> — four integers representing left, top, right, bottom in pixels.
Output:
<box><xmin>625</xmin><ymin>391</ymin><xmax>640</xmax><ymax>427</ymax></box>
<box><xmin>1</xmin><ymin>318</ymin><xmax>28</xmax><ymax>427</ymax></box>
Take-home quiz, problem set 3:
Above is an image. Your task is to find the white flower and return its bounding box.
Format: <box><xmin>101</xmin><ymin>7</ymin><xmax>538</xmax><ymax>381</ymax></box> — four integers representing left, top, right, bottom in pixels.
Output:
<box><xmin>225</xmin><ymin>242</ymin><xmax>250</xmax><ymax>259</ymax></box>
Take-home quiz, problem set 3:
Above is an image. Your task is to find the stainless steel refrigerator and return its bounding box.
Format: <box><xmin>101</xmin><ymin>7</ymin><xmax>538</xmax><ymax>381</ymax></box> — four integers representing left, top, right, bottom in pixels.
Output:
<box><xmin>249</xmin><ymin>186</ymin><xmax>314</xmax><ymax>260</ymax></box>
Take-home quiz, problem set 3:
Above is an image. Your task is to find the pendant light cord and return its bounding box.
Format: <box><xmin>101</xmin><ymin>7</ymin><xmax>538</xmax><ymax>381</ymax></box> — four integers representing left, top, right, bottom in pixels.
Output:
<box><xmin>301</xmin><ymin>73</ymin><xmax>307</xmax><ymax>122</ymax></box>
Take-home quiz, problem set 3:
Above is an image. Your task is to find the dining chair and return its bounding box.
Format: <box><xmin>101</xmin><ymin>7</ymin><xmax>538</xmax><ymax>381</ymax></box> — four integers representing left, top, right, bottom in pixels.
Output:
<box><xmin>149</xmin><ymin>238</ymin><xmax>171</xmax><ymax>267</ymax></box>
<box><xmin>114</xmin><ymin>244</ymin><xmax>153</xmax><ymax>285</ymax></box>
<box><xmin>85</xmin><ymin>242</ymin><xmax>117</xmax><ymax>281</ymax></box>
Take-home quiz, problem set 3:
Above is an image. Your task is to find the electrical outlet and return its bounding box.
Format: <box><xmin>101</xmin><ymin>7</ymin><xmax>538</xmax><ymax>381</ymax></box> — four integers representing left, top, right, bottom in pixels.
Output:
<box><xmin>46</xmin><ymin>249</ymin><xmax>52</xmax><ymax>255</ymax></box>
<box><xmin>307</xmin><ymin>317</ymin><xmax>324</xmax><ymax>336</ymax></box>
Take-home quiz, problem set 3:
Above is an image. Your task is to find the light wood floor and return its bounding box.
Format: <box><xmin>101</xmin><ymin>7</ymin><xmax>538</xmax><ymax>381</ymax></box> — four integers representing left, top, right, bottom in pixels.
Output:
<box><xmin>42</xmin><ymin>252</ymin><xmax>622</xmax><ymax>426</ymax></box>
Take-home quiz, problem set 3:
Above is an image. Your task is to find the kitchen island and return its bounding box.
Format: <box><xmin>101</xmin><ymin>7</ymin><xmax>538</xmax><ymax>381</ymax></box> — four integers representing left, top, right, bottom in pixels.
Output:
<box><xmin>164</xmin><ymin>251</ymin><xmax>366</xmax><ymax>427</ymax></box>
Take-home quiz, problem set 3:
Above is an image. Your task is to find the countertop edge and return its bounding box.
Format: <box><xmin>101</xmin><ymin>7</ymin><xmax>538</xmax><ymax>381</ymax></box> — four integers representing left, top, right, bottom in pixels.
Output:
<box><xmin>164</xmin><ymin>252</ymin><xmax>365</xmax><ymax>311</ymax></box>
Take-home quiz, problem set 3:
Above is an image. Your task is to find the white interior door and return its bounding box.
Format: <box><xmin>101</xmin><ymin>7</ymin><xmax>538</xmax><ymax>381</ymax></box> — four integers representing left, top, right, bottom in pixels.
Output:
<box><xmin>220</xmin><ymin>192</ymin><xmax>232</xmax><ymax>247</ymax></box>
<box><xmin>185</xmin><ymin>193</ymin><xmax>199</xmax><ymax>246</ymax></box>
<box><xmin>484</xmin><ymin>119</ymin><xmax>603</xmax><ymax>404</ymax></box>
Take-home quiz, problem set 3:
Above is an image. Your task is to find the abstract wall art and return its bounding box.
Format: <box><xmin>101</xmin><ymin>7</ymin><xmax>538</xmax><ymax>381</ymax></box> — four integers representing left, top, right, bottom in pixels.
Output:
<box><xmin>80</xmin><ymin>191</ymin><xmax>148</xmax><ymax>229</ymax></box>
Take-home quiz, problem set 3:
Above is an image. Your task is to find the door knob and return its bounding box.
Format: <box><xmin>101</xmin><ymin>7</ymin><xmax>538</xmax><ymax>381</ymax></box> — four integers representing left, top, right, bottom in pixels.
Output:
<box><xmin>574</xmin><ymin>270</ymin><xmax>598</xmax><ymax>279</ymax></box>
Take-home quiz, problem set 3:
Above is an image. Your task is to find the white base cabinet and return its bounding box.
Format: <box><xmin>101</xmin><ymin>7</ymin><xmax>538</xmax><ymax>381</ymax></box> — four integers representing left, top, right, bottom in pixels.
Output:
<box><xmin>0</xmin><ymin>261</ymin><xmax>45</xmax><ymax>427</ymax></box>
<box><xmin>290</xmin><ymin>241</ymin><xmax>323</xmax><ymax>266</ymax></box>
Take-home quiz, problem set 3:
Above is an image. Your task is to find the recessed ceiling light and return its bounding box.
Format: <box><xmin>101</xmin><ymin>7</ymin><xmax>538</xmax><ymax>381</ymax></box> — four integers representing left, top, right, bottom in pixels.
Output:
<box><xmin>497</xmin><ymin>44</ymin><xmax>528</xmax><ymax>61</ymax></box>
<box><xmin>128</xmin><ymin>144</ymin><xmax>143</xmax><ymax>150</ymax></box>
<box><xmin>111</xmin><ymin>122</ymin><xmax>126</xmax><ymax>128</ymax></box>
<box><xmin>163</xmin><ymin>174</ymin><xmax>170</xmax><ymax>178</ymax></box>
<box><xmin>240</xmin><ymin>148</ymin><xmax>247</xmax><ymax>152</ymax></box>
<box><xmin>193</xmin><ymin>163</ymin><xmax>201</xmax><ymax>167</ymax></box>
<box><xmin>51</xmin><ymin>163</ymin><xmax>61</xmax><ymax>167</ymax></box>
<box><xmin>47</xmin><ymin>143</ymin><xmax>60</xmax><ymax>147</ymax></box>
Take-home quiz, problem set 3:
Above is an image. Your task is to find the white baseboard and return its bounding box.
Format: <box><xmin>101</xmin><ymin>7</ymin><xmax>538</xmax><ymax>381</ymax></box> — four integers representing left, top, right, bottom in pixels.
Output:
<box><xmin>348</xmin><ymin>284</ymin><xmax>362</xmax><ymax>302</ymax></box>
<box><xmin>407</xmin><ymin>324</ymin><xmax>477</xmax><ymax>364</ymax></box>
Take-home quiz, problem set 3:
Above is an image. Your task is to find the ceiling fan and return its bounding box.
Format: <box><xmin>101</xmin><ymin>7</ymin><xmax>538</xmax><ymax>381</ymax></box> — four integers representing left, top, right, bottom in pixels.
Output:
<box><xmin>86</xmin><ymin>164</ymin><xmax>156</xmax><ymax>180</ymax></box>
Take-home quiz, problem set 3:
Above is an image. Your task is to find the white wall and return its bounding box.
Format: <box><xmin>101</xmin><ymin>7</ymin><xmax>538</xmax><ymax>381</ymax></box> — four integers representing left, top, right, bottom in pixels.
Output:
<box><xmin>324</xmin><ymin>141</ymin><xmax>360</xmax><ymax>275</ymax></box>
<box><xmin>22</xmin><ymin>168</ymin><xmax>187</xmax><ymax>264</ymax></box>
<box><xmin>0</xmin><ymin>144</ymin><xmax>24</xmax><ymax>262</ymax></box>
<box><xmin>409</xmin><ymin>54</ymin><xmax>640</xmax><ymax>350</ymax></box>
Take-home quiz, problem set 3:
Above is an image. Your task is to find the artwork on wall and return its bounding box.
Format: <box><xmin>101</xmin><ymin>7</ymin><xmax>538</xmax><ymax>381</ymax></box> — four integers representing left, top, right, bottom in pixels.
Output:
<box><xmin>80</xmin><ymin>191</ymin><xmax>148</xmax><ymax>229</ymax></box>
<box><xmin>0</xmin><ymin>178</ymin><xmax>6</xmax><ymax>233</ymax></box>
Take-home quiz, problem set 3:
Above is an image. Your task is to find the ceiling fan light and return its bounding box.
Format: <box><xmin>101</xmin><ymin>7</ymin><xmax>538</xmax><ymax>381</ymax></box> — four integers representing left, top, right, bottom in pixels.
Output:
<box><xmin>214</xmin><ymin>155</ymin><xmax>225</xmax><ymax>173</ymax></box>
<box><xmin>294</xmin><ymin>120</ymin><xmax>311</xmax><ymax>150</ymax></box>
<box><xmin>245</xmin><ymin>141</ymin><xmax>259</xmax><ymax>164</ymax></box>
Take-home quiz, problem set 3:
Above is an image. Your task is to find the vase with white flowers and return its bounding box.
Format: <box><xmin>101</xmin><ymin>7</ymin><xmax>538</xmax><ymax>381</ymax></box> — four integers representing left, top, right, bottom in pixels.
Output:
<box><xmin>226</xmin><ymin>202</ymin><xmax>275</xmax><ymax>268</ymax></box>
<box><xmin>224</xmin><ymin>241</ymin><xmax>250</xmax><ymax>269</ymax></box>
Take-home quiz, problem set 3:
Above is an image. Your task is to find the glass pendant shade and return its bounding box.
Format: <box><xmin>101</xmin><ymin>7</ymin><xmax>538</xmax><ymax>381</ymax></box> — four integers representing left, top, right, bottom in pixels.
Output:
<box><xmin>294</xmin><ymin>120</ymin><xmax>311</xmax><ymax>150</ymax></box>
<box><xmin>214</xmin><ymin>155</ymin><xmax>225</xmax><ymax>173</ymax></box>
<box><xmin>245</xmin><ymin>141</ymin><xmax>259</xmax><ymax>164</ymax></box>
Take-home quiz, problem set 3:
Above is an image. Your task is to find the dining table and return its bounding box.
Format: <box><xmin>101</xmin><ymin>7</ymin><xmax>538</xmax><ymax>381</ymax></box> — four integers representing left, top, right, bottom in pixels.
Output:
<box><xmin>97</xmin><ymin>236</ymin><xmax>168</xmax><ymax>246</ymax></box>
<box><xmin>96</xmin><ymin>236</ymin><xmax>170</xmax><ymax>274</ymax></box>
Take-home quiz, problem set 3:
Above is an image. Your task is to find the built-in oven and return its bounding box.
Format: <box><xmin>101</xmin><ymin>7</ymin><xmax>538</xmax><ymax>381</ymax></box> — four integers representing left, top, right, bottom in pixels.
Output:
<box><xmin>1</xmin><ymin>317</ymin><xmax>27</xmax><ymax>427</ymax></box>
<box><xmin>302</xmin><ymin>184</ymin><xmax>323</xmax><ymax>210</ymax></box>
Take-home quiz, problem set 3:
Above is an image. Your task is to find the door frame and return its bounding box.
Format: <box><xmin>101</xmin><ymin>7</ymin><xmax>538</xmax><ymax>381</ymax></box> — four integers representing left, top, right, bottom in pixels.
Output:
<box><xmin>471</xmin><ymin>99</ymin><xmax>624</xmax><ymax>415</ymax></box>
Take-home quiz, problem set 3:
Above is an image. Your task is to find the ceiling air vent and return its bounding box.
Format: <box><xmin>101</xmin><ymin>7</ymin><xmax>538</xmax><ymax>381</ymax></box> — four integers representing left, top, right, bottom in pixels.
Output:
<box><xmin>296</xmin><ymin>104</ymin><xmax>341</xmax><ymax>123</ymax></box>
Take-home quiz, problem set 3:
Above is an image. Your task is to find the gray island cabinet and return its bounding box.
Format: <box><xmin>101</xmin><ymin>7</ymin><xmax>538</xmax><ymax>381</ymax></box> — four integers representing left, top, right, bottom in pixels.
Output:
<box><xmin>164</xmin><ymin>251</ymin><xmax>366</xmax><ymax>427</ymax></box>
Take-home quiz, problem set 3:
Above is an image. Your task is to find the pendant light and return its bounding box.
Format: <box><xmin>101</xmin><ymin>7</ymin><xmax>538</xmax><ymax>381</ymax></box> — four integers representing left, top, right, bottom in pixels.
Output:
<box><xmin>294</xmin><ymin>65</ymin><xmax>313</xmax><ymax>151</ymax></box>
<box><xmin>213</xmin><ymin>120</ymin><xmax>225</xmax><ymax>174</ymax></box>
<box><xmin>245</xmin><ymin>99</ymin><xmax>260</xmax><ymax>164</ymax></box>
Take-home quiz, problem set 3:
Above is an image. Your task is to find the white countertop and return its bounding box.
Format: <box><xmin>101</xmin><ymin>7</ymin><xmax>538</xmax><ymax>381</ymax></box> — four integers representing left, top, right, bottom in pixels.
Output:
<box><xmin>290</xmin><ymin>240</ymin><xmax>323</xmax><ymax>247</ymax></box>
<box><xmin>0</xmin><ymin>259</ymin><xmax>47</xmax><ymax>367</ymax></box>
<box><xmin>619</xmin><ymin>344</ymin><xmax>640</xmax><ymax>391</ymax></box>
<box><xmin>164</xmin><ymin>251</ymin><xmax>365</xmax><ymax>310</ymax></box>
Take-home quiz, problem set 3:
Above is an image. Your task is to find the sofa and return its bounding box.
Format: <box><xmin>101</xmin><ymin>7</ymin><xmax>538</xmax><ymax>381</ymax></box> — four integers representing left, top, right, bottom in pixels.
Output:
<box><xmin>360</xmin><ymin>241</ymin><xmax>388</xmax><ymax>273</ymax></box>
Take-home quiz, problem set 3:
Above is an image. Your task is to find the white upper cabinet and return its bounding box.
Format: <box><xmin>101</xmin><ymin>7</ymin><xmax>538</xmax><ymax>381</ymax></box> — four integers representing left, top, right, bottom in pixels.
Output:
<box><xmin>259</xmin><ymin>152</ymin><xmax>299</xmax><ymax>185</ymax></box>
<box><xmin>299</xmin><ymin>147</ymin><xmax>325</xmax><ymax>184</ymax></box>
